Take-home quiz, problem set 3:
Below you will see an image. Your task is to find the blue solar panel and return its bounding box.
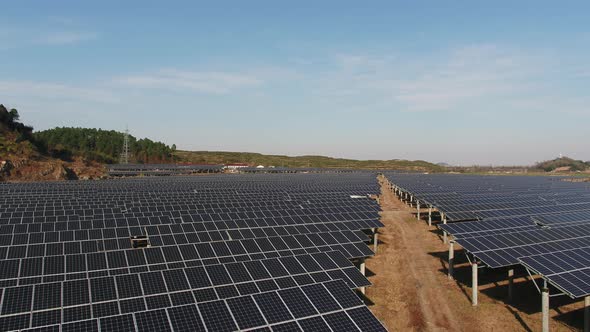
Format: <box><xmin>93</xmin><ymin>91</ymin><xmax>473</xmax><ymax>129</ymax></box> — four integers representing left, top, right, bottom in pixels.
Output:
<box><xmin>0</xmin><ymin>173</ymin><xmax>384</xmax><ymax>331</ymax></box>
<box><xmin>519</xmin><ymin>247</ymin><xmax>590</xmax><ymax>298</ymax></box>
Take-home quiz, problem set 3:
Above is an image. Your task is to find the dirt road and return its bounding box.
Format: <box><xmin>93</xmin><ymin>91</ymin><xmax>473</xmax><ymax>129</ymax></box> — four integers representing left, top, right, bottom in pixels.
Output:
<box><xmin>366</xmin><ymin>178</ymin><xmax>583</xmax><ymax>331</ymax></box>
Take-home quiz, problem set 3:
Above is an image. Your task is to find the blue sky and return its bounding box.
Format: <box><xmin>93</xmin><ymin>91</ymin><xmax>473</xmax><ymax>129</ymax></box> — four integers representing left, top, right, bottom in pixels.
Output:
<box><xmin>2</xmin><ymin>1</ymin><xmax>589</xmax><ymax>165</ymax></box>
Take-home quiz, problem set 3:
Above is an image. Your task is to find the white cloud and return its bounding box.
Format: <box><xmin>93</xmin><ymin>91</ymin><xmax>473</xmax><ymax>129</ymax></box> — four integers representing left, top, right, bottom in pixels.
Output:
<box><xmin>116</xmin><ymin>69</ymin><xmax>263</xmax><ymax>94</ymax></box>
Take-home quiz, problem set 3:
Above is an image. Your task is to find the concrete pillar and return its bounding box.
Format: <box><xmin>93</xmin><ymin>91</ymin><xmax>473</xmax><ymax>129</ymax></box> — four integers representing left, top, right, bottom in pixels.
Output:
<box><xmin>416</xmin><ymin>200</ymin><xmax>421</xmax><ymax>220</ymax></box>
<box><xmin>542</xmin><ymin>285</ymin><xmax>549</xmax><ymax>332</ymax></box>
<box><xmin>442</xmin><ymin>212</ymin><xmax>448</xmax><ymax>244</ymax></box>
<box><xmin>584</xmin><ymin>296</ymin><xmax>589</xmax><ymax>332</ymax></box>
<box><xmin>508</xmin><ymin>269</ymin><xmax>514</xmax><ymax>302</ymax></box>
<box><xmin>359</xmin><ymin>259</ymin><xmax>366</xmax><ymax>295</ymax></box>
<box><xmin>448</xmin><ymin>241</ymin><xmax>455</xmax><ymax>279</ymax></box>
<box><xmin>472</xmin><ymin>261</ymin><xmax>478</xmax><ymax>306</ymax></box>
<box><xmin>373</xmin><ymin>229</ymin><xmax>378</xmax><ymax>253</ymax></box>
<box><xmin>428</xmin><ymin>207</ymin><xmax>432</xmax><ymax>226</ymax></box>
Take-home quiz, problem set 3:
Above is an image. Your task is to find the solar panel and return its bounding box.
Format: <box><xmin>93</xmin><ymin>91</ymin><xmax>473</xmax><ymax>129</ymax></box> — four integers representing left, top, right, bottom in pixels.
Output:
<box><xmin>519</xmin><ymin>247</ymin><xmax>590</xmax><ymax>298</ymax></box>
<box><xmin>135</xmin><ymin>309</ymin><xmax>172</xmax><ymax>332</ymax></box>
<box><xmin>226</xmin><ymin>296</ymin><xmax>267</xmax><ymax>329</ymax></box>
<box><xmin>454</xmin><ymin>223</ymin><xmax>590</xmax><ymax>268</ymax></box>
<box><xmin>278</xmin><ymin>287</ymin><xmax>318</xmax><ymax>318</ymax></box>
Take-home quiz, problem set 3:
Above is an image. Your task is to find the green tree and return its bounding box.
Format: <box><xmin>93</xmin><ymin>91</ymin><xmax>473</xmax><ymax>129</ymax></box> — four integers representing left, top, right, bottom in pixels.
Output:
<box><xmin>8</xmin><ymin>109</ymin><xmax>19</xmax><ymax>122</ymax></box>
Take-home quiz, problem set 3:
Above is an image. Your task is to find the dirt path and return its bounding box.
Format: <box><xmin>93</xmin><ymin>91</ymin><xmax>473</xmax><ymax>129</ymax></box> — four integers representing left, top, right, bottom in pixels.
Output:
<box><xmin>366</xmin><ymin>178</ymin><xmax>465</xmax><ymax>331</ymax></box>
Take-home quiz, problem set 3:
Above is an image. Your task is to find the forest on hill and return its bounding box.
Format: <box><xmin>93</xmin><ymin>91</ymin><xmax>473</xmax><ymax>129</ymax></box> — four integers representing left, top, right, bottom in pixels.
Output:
<box><xmin>534</xmin><ymin>157</ymin><xmax>590</xmax><ymax>172</ymax></box>
<box><xmin>1</xmin><ymin>104</ymin><xmax>176</xmax><ymax>165</ymax></box>
<box><xmin>1</xmin><ymin>104</ymin><xmax>177</xmax><ymax>181</ymax></box>
<box><xmin>35</xmin><ymin>127</ymin><xmax>176</xmax><ymax>164</ymax></box>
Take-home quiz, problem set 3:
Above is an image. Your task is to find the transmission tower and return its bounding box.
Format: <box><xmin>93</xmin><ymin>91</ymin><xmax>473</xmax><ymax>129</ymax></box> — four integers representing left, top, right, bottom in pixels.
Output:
<box><xmin>120</xmin><ymin>126</ymin><xmax>130</xmax><ymax>164</ymax></box>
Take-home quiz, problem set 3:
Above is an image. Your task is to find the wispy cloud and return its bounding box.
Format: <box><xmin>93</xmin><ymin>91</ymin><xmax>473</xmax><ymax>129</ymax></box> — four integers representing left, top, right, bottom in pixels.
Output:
<box><xmin>116</xmin><ymin>69</ymin><xmax>263</xmax><ymax>94</ymax></box>
<box><xmin>391</xmin><ymin>45</ymin><xmax>536</xmax><ymax>111</ymax></box>
<box><xmin>307</xmin><ymin>44</ymin><xmax>560</xmax><ymax>113</ymax></box>
<box><xmin>0</xmin><ymin>80</ymin><xmax>118</xmax><ymax>103</ymax></box>
<box><xmin>39</xmin><ymin>31</ymin><xmax>97</xmax><ymax>45</ymax></box>
<box><xmin>0</xmin><ymin>16</ymin><xmax>97</xmax><ymax>49</ymax></box>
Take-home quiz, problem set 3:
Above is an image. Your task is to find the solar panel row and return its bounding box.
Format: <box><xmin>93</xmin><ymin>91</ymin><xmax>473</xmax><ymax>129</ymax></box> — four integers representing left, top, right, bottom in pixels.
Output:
<box><xmin>384</xmin><ymin>172</ymin><xmax>590</xmax><ymax>300</ymax></box>
<box><xmin>0</xmin><ymin>173</ymin><xmax>386</xmax><ymax>331</ymax></box>
<box><xmin>2</xmin><ymin>280</ymin><xmax>386</xmax><ymax>332</ymax></box>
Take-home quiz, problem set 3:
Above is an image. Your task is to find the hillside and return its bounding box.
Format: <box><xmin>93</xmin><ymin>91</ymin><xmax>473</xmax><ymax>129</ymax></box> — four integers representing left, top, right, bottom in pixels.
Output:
<box><xmin>2</xmin><ymin>104</ymin><xmax>445</xmax><ymax>180</ymax></box>
<box><xmin>0</xmin><ymin>105</ymin><xmax>105</xmax><ymax>181</ymax></box>
<box><xmin>175</xmin><ymin>150</ymin><xmax>444</xmax><ymax>172</ymax></box>
<box><xmin>534</xmin><ymin>156</ymin><xmax>590</xmax><ymax>172</ymax></box>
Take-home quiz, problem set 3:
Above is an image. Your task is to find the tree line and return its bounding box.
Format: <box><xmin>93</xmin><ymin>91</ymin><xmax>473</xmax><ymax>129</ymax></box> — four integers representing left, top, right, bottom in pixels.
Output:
<box><xmin>34</xmin><ymin>127</ymin><xmax>176</xmax><ymax>164</ymax></box>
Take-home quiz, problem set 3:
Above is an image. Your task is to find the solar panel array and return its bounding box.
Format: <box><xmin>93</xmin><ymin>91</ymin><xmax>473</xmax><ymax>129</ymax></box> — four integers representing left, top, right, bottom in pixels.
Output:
<box><xmin>384</xmin><ymin>172</ymin><xmax>590</xmax><ymax>299</ymax></box>
<box><xmin>240</xmin><ymin>167</ymin><xmax>359</xmax><ymax>174</ymax></box>
<box><xmin>107</xmin><ymin>164</ymin><xmax>224</xmax><ymax>176</ymax></box>
<box><xmin>0</xmin><ymin>173</ymin><xmax>386</xmax><ymax>331</ymax></box>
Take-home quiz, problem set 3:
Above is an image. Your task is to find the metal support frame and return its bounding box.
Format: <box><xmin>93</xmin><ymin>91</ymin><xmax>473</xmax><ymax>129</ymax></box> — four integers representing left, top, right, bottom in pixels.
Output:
<box><xmin>524</xmin><ymin>268</ymin><xmax>566</xmax><ymax>297</ymax></box>
<box><xmin>428</xmin><ymin>207</ymin><xmax>432</xmax><ymax>226</ymax></box>
<box><xmin>416</xmin><ymin>200</ymin><xmax>421</xmax><ymax>220</ymax></box>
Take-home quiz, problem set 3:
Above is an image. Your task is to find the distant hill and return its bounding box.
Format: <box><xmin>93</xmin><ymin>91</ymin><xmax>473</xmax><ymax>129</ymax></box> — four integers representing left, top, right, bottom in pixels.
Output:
<box><xmin>2</xmin><ymin>103</ymin><xmax>445</xmax><ymax>180</ymax></box>
<box><xmin>534</xmin><ymin>157</ymin><xmax>589</xmax><ymax>172</ymax></box>
<box><xmin>175</xmin><ymin>150</ymin><xmax>444</xmax><ymax>172</ymax></box>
